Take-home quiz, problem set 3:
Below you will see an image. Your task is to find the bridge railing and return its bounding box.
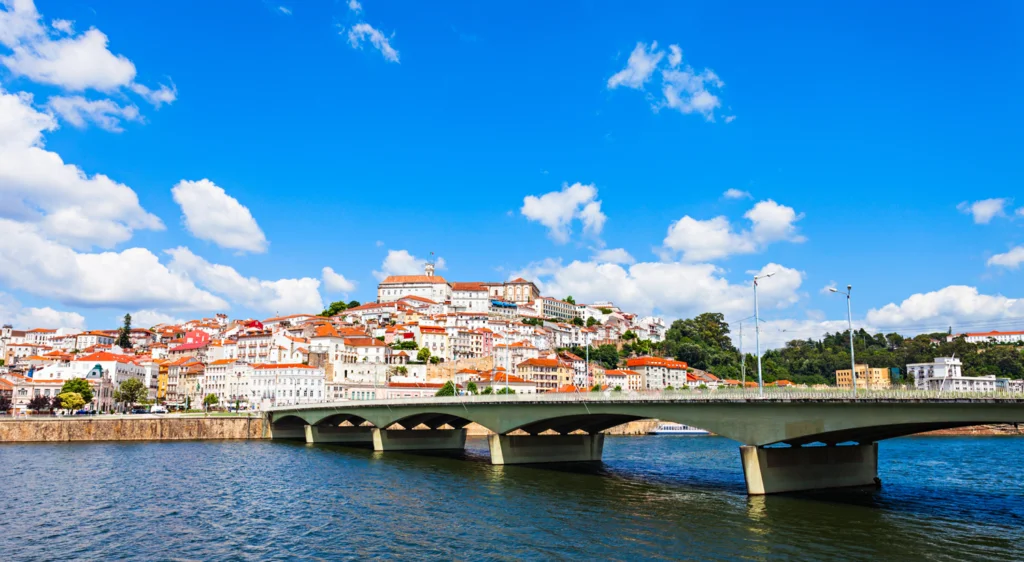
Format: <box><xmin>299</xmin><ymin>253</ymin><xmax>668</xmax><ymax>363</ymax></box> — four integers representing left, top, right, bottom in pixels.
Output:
<box><xmin>266</xmin><ymin>387</ymin><xmax>1024</xmax><ymax>411</ymax></box>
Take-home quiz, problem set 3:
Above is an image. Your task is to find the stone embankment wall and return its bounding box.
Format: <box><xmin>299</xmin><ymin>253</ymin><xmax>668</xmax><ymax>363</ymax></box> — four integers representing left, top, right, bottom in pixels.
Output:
<box><xmin>0</xmin><ymin>416</ymin><xmax>266</xmax><ymax>443</ymax></box>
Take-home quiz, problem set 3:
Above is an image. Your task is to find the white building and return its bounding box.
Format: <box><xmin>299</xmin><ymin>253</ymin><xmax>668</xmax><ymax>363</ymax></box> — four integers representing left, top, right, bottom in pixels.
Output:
<box><xmin>907</xmin><ymin>357</ymin><xmax>1004</xmax><ymax>392</ymax></box>
<box><xmin>534</xmin><ymin>297</ymin><xmax>578</xmax><ymax>321</ymax></box>
<box><xmin>451</xmin><ymin>282</ymin><xmax>490</xmax><ymax>313</ymax></box>
<box><xmin>958</xmin><ymin>330</ymin><xmax>1024</xmax><ymax>344</ymax></box>
<box><xmin>377</xmin><ymin>263</ymin><xmax>452</xmax><ymax>303</ymax></box>
<box><xmin>252</xmin><ymin>363</ymin><xmax>325</xmax><ymax>408</ymax></box>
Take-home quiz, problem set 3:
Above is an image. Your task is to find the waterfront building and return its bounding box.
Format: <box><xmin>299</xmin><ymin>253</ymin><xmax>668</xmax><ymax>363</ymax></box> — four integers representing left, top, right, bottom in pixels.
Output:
<box><xmin>835</xmin><ymin>364</ymin><xmax>892</xmax><ymax>389</ymax></box>
<box><xmin>517</xmin><ymin>358</ymin><xmax>572</xmax><ymax>392</ymax></box>
<box><xmin>907</xmin><ymin>357</ymin><xmax>1005</xmax><ymax>392</ymax></box>
<box><xmin>252</xmin><ymin>363</ymin><xmax>325</xmax><ymax>408</ymax></box>
<box><xmin>475</xmin><ymin>371</ymin><xmax>537</xmax><ymax>394</ymax></box>
<box><xmin>625</xmin><ymin>357</ymin><xmax>691</xmax><ymax>389</ymax></box>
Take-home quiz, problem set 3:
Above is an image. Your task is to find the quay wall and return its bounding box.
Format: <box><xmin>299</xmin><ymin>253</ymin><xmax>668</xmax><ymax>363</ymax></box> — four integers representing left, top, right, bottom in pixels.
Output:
<box><xmin>0</xmin><ymin>417</ymin><xmax>266</xmax><ymax>443</ymax></box>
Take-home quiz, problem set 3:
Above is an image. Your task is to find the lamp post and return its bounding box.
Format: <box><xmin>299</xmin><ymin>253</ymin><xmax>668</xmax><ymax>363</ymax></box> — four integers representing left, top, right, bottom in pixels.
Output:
<box><xmin>829</xmin><ymin>285</ymin><xmax>857</xmax><ymax>396</ymax></box>
<box><xmin>753</xmin><ymin>272</ymin><xmax>775</xmax><ymax>397</ymax></box>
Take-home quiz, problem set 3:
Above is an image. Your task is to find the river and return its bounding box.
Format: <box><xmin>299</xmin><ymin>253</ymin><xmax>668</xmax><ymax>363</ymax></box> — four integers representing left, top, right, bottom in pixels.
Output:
<box><xmin>1</xmin><ymin>435</ymin><xmax>1021</xmax><ymax>561</ymax></box>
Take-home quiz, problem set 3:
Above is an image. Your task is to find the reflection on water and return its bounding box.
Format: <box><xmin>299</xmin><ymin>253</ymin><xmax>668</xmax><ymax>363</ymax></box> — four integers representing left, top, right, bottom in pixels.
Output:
<box><xmin>1</xmin><ymin>435</ymin><xmax>1022</xmax><ymax>561</ymax></box>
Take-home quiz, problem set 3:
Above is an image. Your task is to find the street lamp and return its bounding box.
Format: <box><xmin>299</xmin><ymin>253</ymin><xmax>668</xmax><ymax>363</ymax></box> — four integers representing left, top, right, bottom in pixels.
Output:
<box><xmin>753</xmin><ymin>272</ymin><xmax>775</xmax><ymax>397</ymax></box>
<box><xmin>829</xmin><ymin>285</ymin><xmax>857</xmax><ymax>396</ymax></box>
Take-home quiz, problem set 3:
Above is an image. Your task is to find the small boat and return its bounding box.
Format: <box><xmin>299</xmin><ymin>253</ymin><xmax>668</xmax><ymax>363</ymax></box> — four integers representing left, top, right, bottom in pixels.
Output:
<box><xmin>649</xmin><ymin>422</ymin><xmax>710</xmax><ymax>435</ymax></box>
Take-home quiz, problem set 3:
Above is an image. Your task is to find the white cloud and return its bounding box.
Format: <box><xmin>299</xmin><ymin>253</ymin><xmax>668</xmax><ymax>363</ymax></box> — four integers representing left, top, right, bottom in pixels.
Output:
<box><xmin>373</xmin><ymin>249</ymin><xmax>440</xmax><ymax>280</ymax></box>
<box><xmin>820</xmin><ymin>281</ymin><xmax>838</xmax><ymax>295</ymax></box>
<box><xmin>957</xmin><ymin>198</ymin><xmax>1009</xmax><ymax>224</ymax></box>
<box><xmin>171</xmin><ymin>179</ymin><xmax>268</xmax><ymax>253</ymax></box>
<box><xmin>663</xmin><ymin>199</ymin><xmax>804</xmax><ymax>261</ymax></box>
<box><xmin>515</xmin><ymin>259</ymin><xmax>802</xmax><ymax>320</ymax></box>
<box><xmin>0</xmin><ymin>1</ymin><xmax>174</xmax><ymax>107</ymax></box>
<box><xmin>0</xmin><ymin>292</ymin><xmax>86</xmax><ymax>330</ymax></box>
<box><xmin>322</xmin><ymin>266</ymin><xmax>357</xmax><ymax>294</ymax></box>
<box><xmin>521</xmin><ymin>182</ymin><xmax>606</xmax><ymax>243</ymax></box>
<box><xmin>607</xmin><ymin>41</ymin><xmax>664</xmax><ymax>90</ymax></box>
<box><xmin>987</xmin><ymin>246</ymin><xmax>1024</xmax><ymax>269</ymax></box>
<box><xmin>348</xmin><ymin>0</ymin><xmax>362</xmax><ymax>12</ymax></box>
<box><xmin>723</xmin><ymin>188</ymin><xmax>751</xmax><ymax>199</ymax></box>
<box><xmin>1017</xmin><ymin>207</ymin><xmax>1024</xmax><ymax>217</ymax></box>
<box><xmin>166</xmin><ymin>247</ymin><xmax>323</xmax><ymax>314</ymax></box>
<box><xmin>865</xmin><ymin>285</ymin><xmax>1024</xmax><ymax>330</ymax></box>
<box><xmin>128</xmin><ymin>309</ymin><xmax>185</xmax><ymax>327</ymax></box>
<box><xmin>0</xmin><ymin>219</ymin><xmax>226</xmax><ymax>310</ymax></box>
<box><xmin>128</xmin><ymin>82</ymin><xmax>177</xmax><ymax>108</ymax></box>
<box><xmin>347</xmin><ymin>22</ymin><xmax>399</xmax><ymax>63</ymax></box>
<box><xmin>0</xmin><ymin>88</ymin><xmax>164</xmax><ymax>249</ymax></box>
<box><xmin>47</xmin><ymin>95</ymin><xmax>141</xmax><ymax>132</ymax></box>
<box><xmin>592</xmin><ymin>248</ymin><xmax>635</xmax><ymax>265</ymax></box>
<box><xmin>278</xmin><ymin>6</ymin><xmax>291</xmax><ymax>15</ymax></box>
<box><xmin>50</xmin><ymin>18</ymin><xmax>72</xmax><ymax>34</ymax></box>
<box><xmin>608</xmin><ymin>40</ymin><xmax>728</xmax><ymax>122</ymax></box>
<box><xmin>724</xmin><ymin>115</ymin><xmax>736</xmax><ymax>123</ymax></box>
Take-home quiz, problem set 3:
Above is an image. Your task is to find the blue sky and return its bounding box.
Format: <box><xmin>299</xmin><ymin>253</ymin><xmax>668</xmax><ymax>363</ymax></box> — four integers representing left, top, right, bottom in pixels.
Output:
<box><xmin>1</xmin><ymin>0</ymin><xmax>1023</xmax><ymax>346</ymax></box>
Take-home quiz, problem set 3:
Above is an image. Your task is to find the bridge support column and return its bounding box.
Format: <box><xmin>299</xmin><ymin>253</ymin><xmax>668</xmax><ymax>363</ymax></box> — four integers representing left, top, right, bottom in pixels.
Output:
<box><xmin>305</xmin><ymin>425</ymin><xmax>374</xmax><ymax>445</ymax></box>
<box><xmin>488</xmin><ymin>434</ymin><xmax>605</xmax><ymax>465</ymax></box>
<box><xmin>740</xmin><ymin>443</ymin><xmax>879</xmax><ymax>495</ymax></box>
<box><xmin>372</xmin><ymin>429</ymin><xmax>467</xmax><ymax>451</ymax></box>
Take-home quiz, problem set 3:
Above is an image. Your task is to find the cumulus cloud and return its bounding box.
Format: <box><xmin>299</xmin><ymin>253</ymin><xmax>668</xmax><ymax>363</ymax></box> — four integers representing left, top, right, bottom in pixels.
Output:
<box><xmin>608</xmin><ymin>40</ymin><xmax>728</xmax><ymax>121</ymax></box>
<box><xmin>171</xmin><ymin>179</ymin><xmax>268</xmax><ymax>254</ymax></box>
<box><xmin>723</xmin><ymin>188</ymin><xmax>751</xmax><ymax>199</ymax></box>
<box><xmin>166</xmin><ymin>247</ymin><xmax>323</xmax><ymax>314</ymax></box>
<box><xmin>0</xmin><ymin>88</ymin><xmax>164</xmax><ymax>249</ymax></box>
<box><xmin>0</xmin><ymin>0</ymin><xmax>174</xmax><ymax>107</ymax></box>
<box><xmin>348</xmin><ymin>0</ymin><xmax>362</xmax><ymax>12</ymax></box>
<box><xmin>521</xmin><ymin>182</ymin><xmax>607</xmax><ymax>243</ymax></box>
<box><xmin>372</xmin><ymin>250</ymin><xmax>443</xmax><ymax>280</ymax></box>
<box><xmin>592</xmin><ymin>248</ymin><xmax>635</xmax><ymax>265</ymax></box>
<box><xmin>0</xmin><ymin>219</ymin><xmax>226</xmax><ymax>310</ymax></box>
<box><xmin>663</xmin><ymin>199</ymin><xmax>804</xmax><ymax>261</ymax></box>
<box><xmin>607</xmin><ymin>41</ymin><xmax>664</xmax><ymax>89</ymax></box>
<box><xmin>514</xmin><ymin>258</ymin><xmax>802</xmax><ymax>320</ymax></box>
<box><xmin>0</xmin><ymin>292</ymin><xmax>86</xmax><ymax>330</ymax></box>
<box><xmin>865</xmin><ymin>285</ymin><xmax>1024</xmax><ymax>330</ymax></box>
<box><xmin>128</xmin><ymin>82</ymin><xmax>177</xmax><ymax>107</ymax></box>
<box><xmin>322</xmin><ymin>266</ymin><xmax>357</xmax><ymax>294</ymax></box>
<box><xmin>347</xmin><ymin>22</ymin><xmax>399</xmax><ymax>63</ymax></box>
<box><xmin>957</xmin><ymin>198</ymin><xmax>1010</xmax><ymax>224</ymax></box>
<box><xmin>987</xmin><ymin>246</ymin><xmax>1024</xmax><ymax>269</ymax></box>
<box><xmin>128</xmin><ymin>309</ymin><xmax>186</xmax><ymax>328</ymax></box>
<box><xmin>46</xmin><ymin>95</ymin><xmax>141</xmax><ymax>132</ymax></box>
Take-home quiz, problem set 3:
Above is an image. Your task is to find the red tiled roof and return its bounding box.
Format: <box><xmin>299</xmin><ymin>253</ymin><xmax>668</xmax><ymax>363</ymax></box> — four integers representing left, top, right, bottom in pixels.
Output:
<box><xmin>380</xmin><ymin>275</ymin><xmax>449</xmax><ymax>285</ymax></box>
<box><xmin>252</xmin><ymin>363</ymin><xmax>320</xmax><ymax>370</ymax></box>
<box><xmin>626</xmin><ymin>357</ymin><xmax>689</xmax><ymax>370</ymax></box>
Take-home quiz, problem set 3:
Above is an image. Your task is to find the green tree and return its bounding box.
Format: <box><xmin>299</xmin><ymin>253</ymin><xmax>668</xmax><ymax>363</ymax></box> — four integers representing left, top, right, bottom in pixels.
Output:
<box><xmin>429</xmin><ymin>356</ymin><xmax>441</xmax><ymax>365</ymax></box>
<box><xmin>320</xmin><ymin>300</ymin><xmax>349</xmax><ymax>317</ymax></box>
<box><xmin>49</xmin><ymin>394</ymin><xmax>62</xmax><ymax>412</ymax></box>
<box><xmin>613</xmin><ymin>385</ymin><xmax>622</xmax><ymax>392</ymax></box>
<box><xmin>590</xmin><ymin>384</ymin><xmax>601</xmax><ymax>392</ymax></box>
<box><xmin>58</xmin><ymin>392</ymin><xmax>85</xmax><ymax>412</ymax></box>
<box><xmin>347</xmin><ymin>300</ymin><xmax>361</xmax><ymax>309</ymax></box>
<box><xmin>435</xmin><ymin>381</ymin><xmax>456</xmax><ymax>397</ymax></box>
<box><xmin>28</xmin><ymin>395</ymin><xmax>50</xmax><ymax>412</ymax></box>
<box><xmin>497</xmin><ymin>387</ymin><xmax>516</xmax><ymax>395</ymax></box>
<box><xmin>564</xmin><ymin>295</ymin><xmax>576</xmax><ymax>305</ymax></box>
<box><xmin>586</xmin><ymin>316</ymin><xmax>598</xmax><ymax>327</ymax></box>
<box><xmin>466</xmin><ymin>381</ymin><xmax>479</xmax><ymax>395</ymax></box>
<box><xmin>395</xmin><ymin>366</ymin><xmax>408</xmax><ymax>375</ymax></box>
<box><xmin>116</xmin><ymin>313</ymin><xmax>133</xmax><ymax>349</ymax></box>
<box><xmin>622</xmin><ymin>330</ymin><xmax>637</xmax><ymax>341</ymax></box>
<box><xmin>481</xmin><ymin>386</ymin><xmax>494</xmax><ymax>395</ymax></box>
<box><xmin>60</xmin><ymin>378</ymin><xmax>94</xmax><ymax>405</ymax></box>
<box><xmin>417</xmin><ymin>348</ymin><xmax>431</xmax><ymax>362</ymax></box>
<box><xmin>116</xmin><ymin>379</ymin><xmax>147</xmax><ymax>410</ymax></box>
<box><xmin>392</xmin><ymin>340</ymin><xmax>419</xmax><ymax>350</ymax></box>
<box><xmin>0</xmin><ymin>394</ymin><xmax>11</xmax><ymax>414</ymax></box>
<box><xmin>203</xmin><ymin>393</ymin><xmax>219</xmax><ymax>409</ymax></box>
<box><xmin>572</xmin><ymin>317</ymin><xmax>584</xmax><ymax>327</ymax></box>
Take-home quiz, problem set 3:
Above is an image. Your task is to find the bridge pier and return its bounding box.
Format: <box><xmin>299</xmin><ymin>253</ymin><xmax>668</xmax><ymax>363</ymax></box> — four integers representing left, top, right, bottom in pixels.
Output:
<box><xmin>305</xmin><ymin>425</ymin><xmax>374</xmax><ymax>445</ymax></box>
<box><xmin>488</xmin><ymin>434</ymin><xmax>605</xmax><ymax>465</ymax></box>
<box><xmin>740</xmin><ymin>443</ymin><xmax>879</xmax><ymax>495</ymax></box>
<box><xmin>372</xmin><ymin>429</ymin><xmax>467</xmax><ymax>451</ymax></box>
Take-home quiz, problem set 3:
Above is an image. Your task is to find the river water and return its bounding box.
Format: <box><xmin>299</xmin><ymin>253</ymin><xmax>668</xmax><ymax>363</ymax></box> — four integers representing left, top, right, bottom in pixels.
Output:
<box><xmin>1</xmin><ymin>435</ymin><xmax>1021</xmax><ymax>561</ymax></box>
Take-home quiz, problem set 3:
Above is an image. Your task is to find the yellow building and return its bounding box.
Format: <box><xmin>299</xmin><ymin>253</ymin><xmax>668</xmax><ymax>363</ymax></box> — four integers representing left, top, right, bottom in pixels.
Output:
<box><xmin>517</xmin><ymin>358</ymin><xmax>572</xmax><ymax>392</ymax></box>
<box><xmin>156</xmin><ymin>360</ymin><xmax>169</xmax><ymax>401</ymax></box>
<box><xmin>835</xmin><ymin>364</ymin><xmax>892</xmax><ymax>390</ymax></box>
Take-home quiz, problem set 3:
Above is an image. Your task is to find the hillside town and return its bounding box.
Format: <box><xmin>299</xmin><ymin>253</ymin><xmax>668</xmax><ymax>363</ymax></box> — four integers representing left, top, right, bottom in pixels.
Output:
<box><xmin>0</xmin><ymin>265</ymin><xmax>681</xmax><ymax>413</ymax></box>
<box><xmin>2</xmin><ymin>263</ymin><xmax>1022</xmax><ymax>414</ymax></box>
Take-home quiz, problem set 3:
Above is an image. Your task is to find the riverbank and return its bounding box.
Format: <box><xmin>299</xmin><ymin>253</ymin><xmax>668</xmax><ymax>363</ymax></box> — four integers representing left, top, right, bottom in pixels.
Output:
<box><xmin>0</xmin><ymin>416</ymin><xmax>266</xmax><ymax>442</ymax></box>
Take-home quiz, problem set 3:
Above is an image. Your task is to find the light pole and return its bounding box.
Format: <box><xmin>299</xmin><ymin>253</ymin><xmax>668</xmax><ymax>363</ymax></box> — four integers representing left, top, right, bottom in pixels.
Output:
<box><xmin>753</xmin><ymin>272</ymin><xmax>775</xmax><ymax>397</ymax></box>
<box><xmin>829</xmin><ymin>285</ymin><xmax>857</xmax><ymax>396</ymax></box>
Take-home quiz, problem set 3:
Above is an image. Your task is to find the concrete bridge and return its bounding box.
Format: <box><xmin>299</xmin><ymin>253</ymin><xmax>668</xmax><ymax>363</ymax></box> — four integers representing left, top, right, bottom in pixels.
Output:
<box><xmin>265</xmin><ymin>390</ymin><xmax>1024</xmax><ymax>494</ymax></box>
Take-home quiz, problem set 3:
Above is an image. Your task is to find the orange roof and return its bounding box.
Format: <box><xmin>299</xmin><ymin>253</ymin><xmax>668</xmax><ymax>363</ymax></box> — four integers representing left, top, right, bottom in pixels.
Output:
<box><xmin>419</xmin><ymin>326</ymin><xmax>447</xmax><ymax>334</ymax></box>
<box><xmin>208</xmin><ymin>359</ymin><xmax>237</xmax><ymax>365</ymax></box>
<box><xmin>313</xmin><ymin>324</ymin><xmax>341</xmax><ymax>338</ymax></box>
<box><xmin>252</xmin><ymin>363</ymin><xmax>320</xmax><ymax>370</ymax></box>
<box><xmin>605</xmin><ymin>369</ymin><xmax>640</xmax><ymax>376</ymax></box>
<box><xmin>380</xmin><ymin>275</ymin><xmax>449</xmax><ymax>285</ymax></box>
<box><xmin>518</xmin><ymin>358</ymin><xmax>564</xmax><ymax>368</ymax></box>
<box><xmin>344</xmin><ymin>337</ymin><xmax>387</xmax><ymax>348</ymax></box>
<box><xmin>75</xmin><ymin>351</ymin><xmax>139</xmax><ymax>364</ymax></box>
<box><xmin>964</xmin><ymin>330</ymin><xmax>1024</xmax><ymax>337</ymax></box>
<box><xmin>626</xmin><ymin>357</ymin><xmax>689</xmax><ymax>370</ymax></box>
<box><xmin>451</xmin><ymin>282</ymin><xmax>487</xmax><ymax>291</ymax></box>
<box><xmin>388</xmin><ymin>382</ymin><xmax>446</xmax><ymax>389</ymax></box>
<box><xmin>552</xmin><ymin>384</ymin><xmax>586</xmax><ymax>393</ymax></box>
<box><xmin>398</xmin><ymin>295</ymin><xmax>439</xmax><ymax>304</ymax></box>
